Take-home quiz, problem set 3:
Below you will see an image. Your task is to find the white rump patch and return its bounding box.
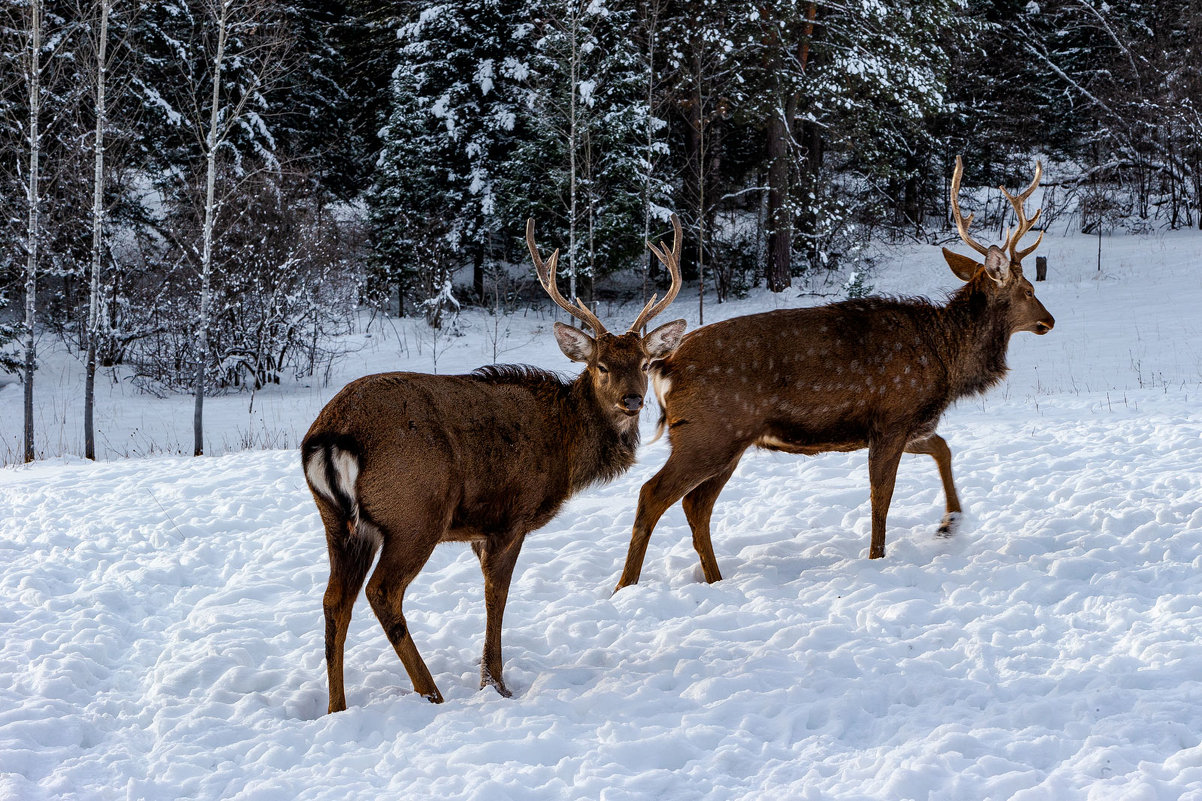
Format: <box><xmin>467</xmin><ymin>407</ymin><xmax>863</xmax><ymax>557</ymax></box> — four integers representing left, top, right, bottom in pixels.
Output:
<box><xmin>305</xmin><ymin>445</ymin><xmax>362</xmax><ymax>523</ymax></box>
<box><xmin>331</xmin><ymin>449</ymin><xmax>359</xmax><ymax>510</ymax></box>
<box><xmin>304</xmin><ymin>452</ymin><xmax>334</xmax><ymax>501</ymax></box>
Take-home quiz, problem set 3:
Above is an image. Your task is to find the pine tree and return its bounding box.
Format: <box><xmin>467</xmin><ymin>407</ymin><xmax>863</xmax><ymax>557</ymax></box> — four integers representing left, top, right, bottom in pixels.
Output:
<box><xmin>368</xmin><ymin>0</ymin><xmax>529</xmax><ymax>319</ymax></box>
<box><xmin>509</xmin><ymin>0</ymin><xmax>670</xmax><ymax>308</ymax></box>
<box><xmin>365</xmin><ymin>50</ymin><xmax>457</xmax><ymax>320</ymax></box>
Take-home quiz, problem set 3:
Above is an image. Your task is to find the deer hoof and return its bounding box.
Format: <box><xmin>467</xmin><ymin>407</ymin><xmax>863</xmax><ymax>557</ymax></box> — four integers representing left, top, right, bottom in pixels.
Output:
<box><xmin>936</xmin><ymin>512</ymin><xmax>963</xmax><ymax>539</ymax></box>
<box><xmin>421</xmin><ymin>688</ymin><xmax>445</xmax><ymax>704</ymax></box>
<box><xmin>481</xmin><ymin>670</ymin><xmax>513</xmax><ymax>698</ymax></box>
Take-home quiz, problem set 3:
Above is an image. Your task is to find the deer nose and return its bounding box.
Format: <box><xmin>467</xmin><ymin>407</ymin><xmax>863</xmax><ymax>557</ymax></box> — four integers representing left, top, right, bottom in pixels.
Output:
<box><xmin>621</xmin><ymin>394</ymin><xmax>643</xmax><ymax>412</ymax></box>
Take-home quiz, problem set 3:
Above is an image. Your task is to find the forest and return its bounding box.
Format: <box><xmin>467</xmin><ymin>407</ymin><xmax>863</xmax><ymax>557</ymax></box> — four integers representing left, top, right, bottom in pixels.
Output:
<box><xmin>2</xmin><ymin>0</ymin><xmax>1200</xmax><ymax>461</ymax></box>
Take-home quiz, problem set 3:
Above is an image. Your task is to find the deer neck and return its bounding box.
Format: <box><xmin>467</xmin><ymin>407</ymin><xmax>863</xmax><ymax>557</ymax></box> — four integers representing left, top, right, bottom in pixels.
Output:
<box><xmin>563</xmin><ymin>374</ymin><xmax>641</xmax><ymax>493</ymax></box>
<box><xmin>938</xmin><ymin>278</ymin><xmax>1014</xmax><ymax>399</ymax></box>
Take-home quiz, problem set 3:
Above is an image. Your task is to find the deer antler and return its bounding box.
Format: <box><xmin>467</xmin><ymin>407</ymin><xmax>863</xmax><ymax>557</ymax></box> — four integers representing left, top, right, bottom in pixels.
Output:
<box><xmin>950</xmin><ymin>155</ymin><xmax>990</xmax><ymax>257</ymax></box>
<box><xmin>526</xmin><ymin>218</ymin><xmax>607</xmax><ymax>334</ymax></box>
<box><xmin>1000</xmin><ymin>161</ymin><xmax>1044</xmax><ymax>263</ymax></box>
<box><xmin>628</xmin><ymin>213</ymin><xmax>684</xmax><ymax>333</ymax></box>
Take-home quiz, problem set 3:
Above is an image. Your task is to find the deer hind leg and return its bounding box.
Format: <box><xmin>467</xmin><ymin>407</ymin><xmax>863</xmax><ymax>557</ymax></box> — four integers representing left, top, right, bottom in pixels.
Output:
<box><xmin>867</xmin><ymin>436</ymin><xmax>907</xmax><ymax>559</ymax></box>
<box><xmin>473</xmin><ymin>532</ymin><xmax>526</xmax><ymax>697</ymax></box>
<box><xmin>905</xmin><ymin>433</ymin><xmax>963</xmax><ymax>537</ymax></box>
<box><xmin>365</xmin><ymin>530</ymin><xmax>444</xmax><ymax>703</ymax></box>
<box><xmin>680</xmin><ymin>459</ymin><xmax>740</xmax><ymax>584</ymax></box>
<box><xmin>320</xmin><ymin>505</ymin><xmax>379</xmax><ymax>714</ymax></box>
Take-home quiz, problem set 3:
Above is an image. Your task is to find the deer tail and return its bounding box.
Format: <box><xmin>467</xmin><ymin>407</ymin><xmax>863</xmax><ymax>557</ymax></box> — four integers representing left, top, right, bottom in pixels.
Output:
<box><xmin>302</xmin><ymin>434</ymin><xmax>363</xmax><ymax>526</ymax></box>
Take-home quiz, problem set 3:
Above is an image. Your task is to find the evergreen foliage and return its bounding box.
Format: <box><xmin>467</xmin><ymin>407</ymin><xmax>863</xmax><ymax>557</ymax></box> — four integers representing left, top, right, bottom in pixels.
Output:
<box><xmin>1</xmin><ymin>0</ymin><xmax>1200</xmax><ymax>427</ymax></box>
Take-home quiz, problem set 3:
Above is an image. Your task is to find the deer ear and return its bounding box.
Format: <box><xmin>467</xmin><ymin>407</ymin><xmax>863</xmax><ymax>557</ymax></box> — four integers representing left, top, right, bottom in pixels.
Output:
<box><xmin>982</xmin><ymin>245</ymin><xmax>1011</xmax><ymax>285</ymax></box>
<box><xmin>942</xmin><ymin>247</ymin><xmax>980</xmax><ymax>282</ymax></box>
<box><xmin>553</xmin><ymin>321</ymin><xmax>595</xmax><ymax>362</ymax></box>
<box><xmin>644</xmin><ymin>318</ymin><xmax>687</xmax><ymax>358</ymax></box>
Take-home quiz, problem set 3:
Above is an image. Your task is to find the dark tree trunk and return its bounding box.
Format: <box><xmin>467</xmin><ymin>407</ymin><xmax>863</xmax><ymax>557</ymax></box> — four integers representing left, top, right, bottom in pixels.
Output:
<box><xmin>794</xmin><ymin>120</ymin><xmax>824</xmax><ymax>267</ymax></box>
<box><xmin>193</xmin><ymin>357</ymin><xmax>205</xmax><ymax>456</ymax></box>
<box><xmin>473</xmin><ymin>248</ymin><xmax>484</xmax><ymax>303</ymax></box>
<box><xmin>85</xmin><ymin>343</ymin><xmax>96</xmax><ymax>460</ymax></box>
<box><xmin>766</xmin><ymin>114</ymin><xmax>792</xmax><ymax>292</ymax></box>
<box><xmin>23</xmin><ymin>345</ymin><xmax>34</xmax><ymax>463</ymax></box>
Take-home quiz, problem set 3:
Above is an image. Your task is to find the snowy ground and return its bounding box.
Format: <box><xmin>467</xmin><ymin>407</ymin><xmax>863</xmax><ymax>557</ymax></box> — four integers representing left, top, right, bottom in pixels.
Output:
<box><xmin>2</xmin><ymin>229</ymin><xmax>1201</xmax><ymax>800</ymax></box>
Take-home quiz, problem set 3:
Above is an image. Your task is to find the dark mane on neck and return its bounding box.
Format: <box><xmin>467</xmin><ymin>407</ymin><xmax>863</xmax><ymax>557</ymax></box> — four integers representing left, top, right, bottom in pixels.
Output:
<box><xmin>837</xmin><ymin>294</ymin><xmax>942</xmax><ymax>313</ymax></box>
<box><xmin>469</xmin><ymin>364</ymin><xmax>569</xmax><ymax>388</ymax></box>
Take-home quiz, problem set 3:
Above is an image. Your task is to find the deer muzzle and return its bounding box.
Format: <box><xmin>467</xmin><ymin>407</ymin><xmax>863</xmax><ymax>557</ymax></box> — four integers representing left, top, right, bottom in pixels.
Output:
<box><xmin>620</xmin><ymin>394</ymin><xmax>644</xmax><ymax>414</ymax></box>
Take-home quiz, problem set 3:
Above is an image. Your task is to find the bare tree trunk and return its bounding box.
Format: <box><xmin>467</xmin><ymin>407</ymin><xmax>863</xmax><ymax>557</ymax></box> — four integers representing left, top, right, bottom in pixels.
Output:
<box><xmin>584</xmin><ymin>127</ymin><xmax>596</xmax><ymax>306</ymax></box>
<box><xmin>85</xmin><ymin>0</ymin><xmax>111</xmax><ymax>462</ymax></box>
<box><xmin>639</xmin><ymin>0</ymin><xmax>663</xmax><ymax>306</ymax></box>
<box><xmin>23</xmin><ymin>0</ymin><xmax>42</xmax><ymax>464</ymax></box>
<box><xmin>195</xmin><ymin>0</ymin><xmax>230</xmax><ymax>457</ymax></box>
<box><xmin>472</xmin><ymin>249</ymin><xmax>484</xmax><ymax>303</ymax></box>
<box><xmin>693</xmin><ymin>55</ymin><xmax>707</xmax><ymax>326</ymax></box>
<box><xmin>567</xmin><ymin>2</ymin><xmax>578</xmax><ymax>304</ymax></box>
<box><xmin>765</xmin><ymin>113</ymin><xmax>791</xmax><ymax>292</ymax></box>
<box><xmin>764</xmin><ymin>3</ymin><xmax>815</xmax><ymax>292</ymax></box>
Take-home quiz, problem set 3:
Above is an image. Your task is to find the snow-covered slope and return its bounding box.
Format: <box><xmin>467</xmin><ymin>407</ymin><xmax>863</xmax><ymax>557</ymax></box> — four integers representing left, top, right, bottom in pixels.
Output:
<box><xmin>2</xmin><ymin>230</ymin><xmax>1201</xmax><ymax>800</ymax></box>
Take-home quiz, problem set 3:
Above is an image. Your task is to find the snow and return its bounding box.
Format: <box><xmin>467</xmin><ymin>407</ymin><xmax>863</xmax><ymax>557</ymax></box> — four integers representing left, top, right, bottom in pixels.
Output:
<box><xmin>2</xmin><ymin>229</ymin><xmax>1202</xmax><ymax>800</ymax></box>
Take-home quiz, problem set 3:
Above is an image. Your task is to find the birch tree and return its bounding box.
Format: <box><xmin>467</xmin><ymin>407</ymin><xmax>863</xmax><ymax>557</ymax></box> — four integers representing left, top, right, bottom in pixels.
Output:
<box><xmin>82</xmin><ymin>0</ymin><xmax>110</xmax><ymax>461</ymax></box>
<box><xmin>529</xmin><ymin>0</ymin><xmax>591</xmax><ymax>302</ymax></box>
<box><xmin>636</xmin><ymin>0</ymin><xmax>672</xmax><ymax>304</ymax></box>
<box><xmin>20</xmin><ymin>0</ymin><xmax>42</xmax><ymax>463</ymax></box>
<box><xmin>186</xmin><ymin>0</ymin><xmax>287</xmax><ymax>456</ymax></box>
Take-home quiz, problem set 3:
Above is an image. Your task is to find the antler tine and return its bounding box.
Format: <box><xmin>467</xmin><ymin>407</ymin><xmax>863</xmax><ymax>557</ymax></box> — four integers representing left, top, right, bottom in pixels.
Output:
<box><xmin>628</xmin><ymin>214</ymin><xmax>685</xmax><ymax>333</ymax></box>
<box><xmin>999</xmin><ymin>160</ymin><xmax>1044</xmax><ymax>263</ymax></box>
<box><xmin>526</xmin><ymin>218</ymin><xmax>607</xmax><ymax>334</ymax></box>
<box><xmin>950</xmin><ymin>155</ymin><xmax>990</xmax><ymax>257</ymax></box>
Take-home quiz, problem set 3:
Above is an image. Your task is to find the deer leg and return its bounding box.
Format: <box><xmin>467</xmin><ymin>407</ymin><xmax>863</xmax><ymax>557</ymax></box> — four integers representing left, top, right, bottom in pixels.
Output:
<box><xmin>365</xmin><ymin>535</ymin><xmax>444</xmax><ymax>703</ymax></box>
<box><xmin>616</xmin><ymin>446</ymin><xmax>734</xmax><ymax>592</ymax></box>
<box><xmin>905</xmin><ymin>433</ymin><xmax>963</xmax><ymax>537</ymax></box>
<box><xmin>867</xmin><ymin>437</ymin><xmax>907</xmax><ymax>559</ymax></box>
<box><xmin>680</xmin><ymin>460</ymin><xmax>739</xmax><ymax>584</ymax></box>
<box><xmin>476</xmin><ymin>532</ymin><xmax>525</xmax><ymax>697</ymax></box>
<box><xmin>321</xmin><ymin>510</ymin><xmax>378</xmax><ymax>714</ymax></box>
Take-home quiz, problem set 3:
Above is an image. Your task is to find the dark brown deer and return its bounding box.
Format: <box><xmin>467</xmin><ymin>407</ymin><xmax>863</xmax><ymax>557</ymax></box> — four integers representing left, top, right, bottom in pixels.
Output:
<box><xmin>613</xmin><ymin>158</ymin><xmax>1054</xmax><ymax>591</ymax></box>
<box><xmin>304</xmin><ymin>217</ymin><xmax>686</xmax><ymax>712</ymax></box>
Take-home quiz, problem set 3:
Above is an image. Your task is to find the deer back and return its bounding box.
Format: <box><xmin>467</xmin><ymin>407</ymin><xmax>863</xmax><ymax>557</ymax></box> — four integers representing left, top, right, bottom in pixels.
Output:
<box><xmin>305</xmin><ymin>366</ymin><xmax>632</xmax><ymax>538</ymax></box>
<box><xmin>654</xmin><ymin>299</ymin><xmax>958</xmax><ymax>454</ymax></box>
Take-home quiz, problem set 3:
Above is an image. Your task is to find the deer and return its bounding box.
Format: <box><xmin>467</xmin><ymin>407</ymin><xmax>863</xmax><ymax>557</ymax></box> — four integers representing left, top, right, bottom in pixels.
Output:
<box><xmin>303</xmin><ymin>217</ymin><xmax>686</xmax><ymax>712</ymax></box>
<box><xmin>613</xmin><ymin>157</ymin><xmax>1054</xmax><ymax>592</ymax></box>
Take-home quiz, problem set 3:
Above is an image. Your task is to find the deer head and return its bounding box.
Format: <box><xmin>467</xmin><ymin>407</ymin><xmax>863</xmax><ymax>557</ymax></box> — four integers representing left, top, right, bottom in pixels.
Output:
<box><xmin>944</xmin><ymin>155</ymin><xmax>1055</xmax><ymax>336</ymax></box>
<box><xmin>526</xmin><ymin>216</ymin><xmax>687</xmax><ymax>419</ymax></box>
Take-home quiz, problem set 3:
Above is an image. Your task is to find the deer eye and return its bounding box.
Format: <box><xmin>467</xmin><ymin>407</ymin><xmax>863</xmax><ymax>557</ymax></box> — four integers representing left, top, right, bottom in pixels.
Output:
<box><xmin>596</xmin><ymin>364</ymin><xmax>610</xmax><ymax>374</ymax></box>
<box><xmin>642</xmin><ymin>362</ymin><xmax>651</xmax><ymax>372</ymax></box>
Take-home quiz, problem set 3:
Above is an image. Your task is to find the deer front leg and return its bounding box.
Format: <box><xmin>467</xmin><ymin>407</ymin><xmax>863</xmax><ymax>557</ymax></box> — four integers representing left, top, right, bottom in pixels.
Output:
<box><xmin>867</xmin><ymin>436</ymin><xmax>907</xmax><ymax>559</ymax></box>
<box><xmin>477</xmin><ymin>532</ymin><xmax>525</xmax><ymax>697</ymax></box>
<box><xmin>616</xmin><ymin>454</ymin><xmax>711</xmax><ymax>592</ymax></box>
<box><xmin>680</xmin><ymin>459</ymin><xmax>740</xmax><ymax>584</ymax></box>
<box><xmin>905</xmin><ymin>433</ymin><xmax>963</xmax><ymax>537</ymax></box>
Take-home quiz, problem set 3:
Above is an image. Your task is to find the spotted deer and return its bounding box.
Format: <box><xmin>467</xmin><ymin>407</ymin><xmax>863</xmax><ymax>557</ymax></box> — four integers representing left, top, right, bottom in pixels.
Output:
<box><xmin>304</xmin><ymin>217</ymin><xmax>686</xmax><ymax>711</ymax></box>
<box><xmin>613</xmin><ymin>158</ymin><xmax>1054</xmax><ymax>591</ymax></box>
